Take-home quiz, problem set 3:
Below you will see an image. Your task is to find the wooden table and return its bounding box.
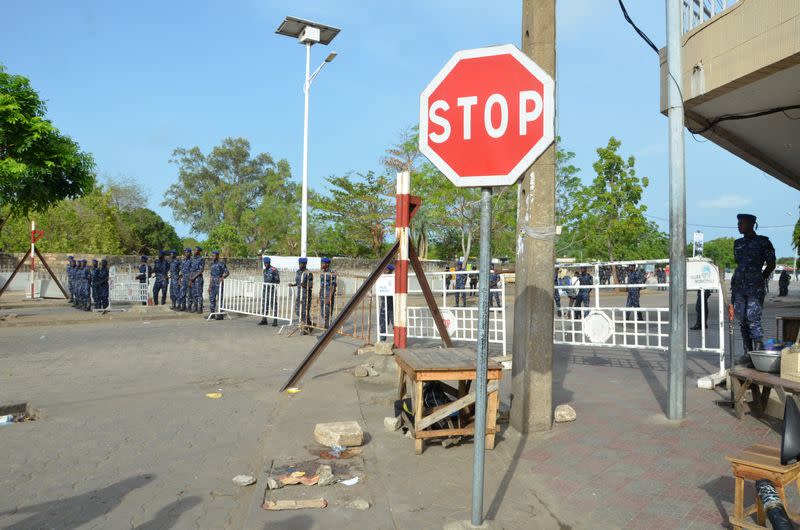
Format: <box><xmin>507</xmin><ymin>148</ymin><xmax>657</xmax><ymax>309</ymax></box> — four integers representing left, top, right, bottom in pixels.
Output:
<box><xmin>726</xmin><ymin>444</ymin><xmax>800</xmax><ymax>529</ymax></box>
<box><xmin>394</xmin><ymin>347</ymin><xmax>503</xmax><ymax>455</ymax></box>
<box><xmin>730</xmin><ymin>368</ymin><xmax>800</xmax><ymax>419</ymax></box>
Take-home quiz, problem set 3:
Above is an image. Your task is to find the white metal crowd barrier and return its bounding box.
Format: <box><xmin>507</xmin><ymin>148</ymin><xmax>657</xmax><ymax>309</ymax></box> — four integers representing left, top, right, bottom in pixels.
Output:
<box><xmin>216</xmin><ymin>278</ymin><xmax>296</xmax><ymax>323</ymax></box>
<box><xmin>376</xmin><ymin>270</ymin><xmax>508</xmax><ymax>355</ymax></box>
<box><xmin>553</xmin><ymin>258</ymin><xmax>726</xmax><ymax>388</ymax></box>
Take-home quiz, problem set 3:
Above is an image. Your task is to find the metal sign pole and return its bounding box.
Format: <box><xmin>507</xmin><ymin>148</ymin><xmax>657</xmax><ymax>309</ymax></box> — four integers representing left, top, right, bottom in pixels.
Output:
<box><xmin>471</xmin><ymin>186</ymin><xmax>492</xmax><ymax>526</ymax></box>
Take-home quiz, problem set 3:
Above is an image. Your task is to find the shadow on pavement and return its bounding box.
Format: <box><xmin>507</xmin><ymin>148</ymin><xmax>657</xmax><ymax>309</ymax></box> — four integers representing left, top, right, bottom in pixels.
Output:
<box><xmin>134</xmin><ymin>495</ymin><xmax>202</xmax><ymax>530</ymax></box>
<box><xmin>0</xmin><ymin>474</ymin><xmax>154</xmax><ymax>530</ymax></box>
<box><xmin>263</xmin><ymin>514</ymin><xmax>315</xmax><ymax>529</ymax></box>
<box><xmin>485</xmin><ymin>432</ymin><xmax>527</xmax><ymax>520</ymax></box>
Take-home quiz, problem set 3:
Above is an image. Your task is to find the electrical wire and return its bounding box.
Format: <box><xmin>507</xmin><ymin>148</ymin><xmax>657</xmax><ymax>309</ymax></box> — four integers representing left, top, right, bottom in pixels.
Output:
<box><xmin>644</xmin><ymin>213</ymin><xmax>795</xmax><ymax>230</ymax></box>
<box><xmin>617</xmin><ymin>0</ymin><xmax>800</xmax><ymax>134</ymax></box>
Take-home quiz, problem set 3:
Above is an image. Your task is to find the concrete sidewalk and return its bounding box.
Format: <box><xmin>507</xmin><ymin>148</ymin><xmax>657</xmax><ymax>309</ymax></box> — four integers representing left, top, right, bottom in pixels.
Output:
<box><xmin>244</xmin><ymin>339</ymin><xmax>798</xmax><ymax>529</ymax></box>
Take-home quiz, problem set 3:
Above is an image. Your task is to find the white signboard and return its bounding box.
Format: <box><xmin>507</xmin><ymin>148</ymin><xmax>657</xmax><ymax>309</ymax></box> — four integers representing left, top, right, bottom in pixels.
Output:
<box><xmin>376</xmin><ymin>274</ymin><xmax>395</xmax><ymax>296</ymax></box>
<box><xmin>439</xmin><ymin>308</ymin><xmax>458</xmax><ymax>336</ymax></box>
<box><xmin>687</xmin><ymin>258</ymin><xmax>719</xmax><ymax>290</ymax></box>
<box><xmin>692</xmin><ymin>231</ymin><xmax>704</xmax><ymax>258</ymax></box>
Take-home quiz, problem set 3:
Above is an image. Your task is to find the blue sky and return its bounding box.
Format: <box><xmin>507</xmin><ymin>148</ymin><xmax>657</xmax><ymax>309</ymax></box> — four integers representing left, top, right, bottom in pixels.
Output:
<box><xmin>3</xmin><ymin>0</ymin><xmax>797</xmax><ymax>256</ymax></box>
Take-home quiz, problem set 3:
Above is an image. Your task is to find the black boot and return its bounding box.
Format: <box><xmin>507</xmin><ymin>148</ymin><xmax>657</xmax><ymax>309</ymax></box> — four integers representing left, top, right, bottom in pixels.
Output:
<box><xmin>216</xmin><ymin>314</ymin><xmax>223</xmax><ymax>321</ymax></box>
<box><xmin>735</xmin><ymin>338</ymin><xmax>755</xmax><ymax>367</ymax></box>
<box><xmin>258</xmin><ymin>318</ymin><xmax>268</xmax><ymax>325</ymax></box>
<box><xmin>272</xmin><ymin>320</ymin><xmax>278</xmax><ymax>327</ymax></box>
<box><xmin>753</xmin><ymin>339</ymin><xmax>765</xmax><ymax>352</ymax></box>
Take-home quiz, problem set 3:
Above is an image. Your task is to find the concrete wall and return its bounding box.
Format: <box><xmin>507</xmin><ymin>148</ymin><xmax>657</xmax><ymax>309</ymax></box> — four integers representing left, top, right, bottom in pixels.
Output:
<box><xmin>660</xmin><ymin>0</ymin><xmax>800</xmax><ymax>109</ymax></box>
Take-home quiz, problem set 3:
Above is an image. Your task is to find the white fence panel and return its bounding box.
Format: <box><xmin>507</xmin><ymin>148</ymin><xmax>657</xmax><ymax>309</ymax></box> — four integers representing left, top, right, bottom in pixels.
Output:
<box><xmin>217</xmin><ymin>278</ymin><xmax>296</xmax><ymax>323</ymax></box>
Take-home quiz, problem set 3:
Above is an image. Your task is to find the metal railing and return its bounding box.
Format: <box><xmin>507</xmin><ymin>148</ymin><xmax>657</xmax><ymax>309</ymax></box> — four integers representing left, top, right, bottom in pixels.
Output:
<box><xmin>376</xmin><ymin>270</ymin><xmax>508</xmax><ymax>355</ymax></box>
<box><xmin>682</xmin><ymin>0</ymin><xmax>740</xmax><ymax>33</ymax></box>
<box><xmin>216</xmin><ymin>279</ymin><xmax>295</xmax><ymax>323</ymax></box>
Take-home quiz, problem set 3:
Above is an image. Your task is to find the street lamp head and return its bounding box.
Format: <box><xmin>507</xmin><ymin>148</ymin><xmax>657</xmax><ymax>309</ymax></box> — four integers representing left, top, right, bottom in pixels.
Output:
<box><xmin>325</xmin><ymin>52</ymin><xmax>338</xmax><ymax>63</ymax></box>
<box><xmin>275</xmin><ymin>16</ymin><xmax>341</xmax><ymax>45</ymax></box>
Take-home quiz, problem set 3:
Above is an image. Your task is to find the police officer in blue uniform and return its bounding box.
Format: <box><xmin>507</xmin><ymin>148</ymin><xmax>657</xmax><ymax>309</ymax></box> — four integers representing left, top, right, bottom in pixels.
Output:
<box><xmin>72</xmin><ymin>259</ymin><xmax>83</xmax><ymax>308</ymax></box>
<box><xmin>137</xmin><ymin>256</ymin><xmax>150</xmax><ymax>306</ymax></box>
<box><xmin>553</xmin><ymin>270</ymin><xmax>561</xmax><ymax>317</ymax></box>
<box><xmin>189</xmin><ymin>246</ymin><xmax>205</xmax><ymax>314</ymax></box>
<box><xmin>259</xmin><ymin>256</ymin><xmax>281</xmax><ymax>326</ymax></box>
<box><xmin>379</xmin><ymin>264</ymin><xmax>395</xmax><ymax>340</ymax></box>
<box><xmin>82</xmin><ymin>259</ymin><xmax>93</xmax><ymax>311</ymax></box>
<box><xmin>319</xmin><ymin>257</ymin><xmax>337</xmax><ymax>329</ymax></box>
<box><xmin>208</xmin><ymin>250</ymin><xmax>229</xmax><ymax>320</ymax></box>
<box><xmin>152</xmin><ymin>250</ymin><xmax>168</xmax><ymax>305</ymax></box>
<box><xmin>180</xmin><ymin>248</ymin><xmax>192</xmax><ymax>311</ymax></box>
<box><xmin>489</xmin><ymin>267</ymin><xmax>501</xmax><ymax>308</ymax></box>
<box><xmin>168</xmin><ymin>250</ymin><xmax>181</xmax><ymax>310</ymax></box>
<box><xmin>66</xmin><ymin>256</ymin><xmax>75</xmax><ymax>303</ymax></box>
<box><xmin>290</xmin><ymin>257</ymin><xmax>313</xmax><ymax>334</ymax></box>
<box><xmin>731</xmin><ymin>213</ymin><xmax>776</xmax><ymax>365</ymax></box>
<box><xmin>454</xmin><ymin>262</ymin><xmax>467</xmax><ymax>307</ymax></box>
<box><xmin>625</xmin><ymin>264</ymin><xmax>644</xmax><ymax>321</ymax></box>
<box><xmin>97</xmin><ymin>259</ymin><xmax>110</xmax><ymax>310</ymax></box>
<box><xmin>576</xmin><ymin>267</ymin><xmax>593</xmax><ymax>318</ymax></box>
<box><xmin>89</xmin><ymin>259</ymin><xmax>100</xmax><ymax>309</ymax></box>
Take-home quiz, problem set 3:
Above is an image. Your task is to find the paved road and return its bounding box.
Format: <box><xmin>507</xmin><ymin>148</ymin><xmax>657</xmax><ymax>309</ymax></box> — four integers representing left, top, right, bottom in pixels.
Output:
<box><xmin>0</xmin><ymin>315</ymin><xmax>302</xmax><ymax>529</ymax></box>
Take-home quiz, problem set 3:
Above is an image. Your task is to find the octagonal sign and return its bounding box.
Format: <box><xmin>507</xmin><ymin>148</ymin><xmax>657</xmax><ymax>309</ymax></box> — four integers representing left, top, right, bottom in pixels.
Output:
<box><xmin>419</xmin><ymin>44</ymin><xmax>555</xmax><ymax>188</ymax></box>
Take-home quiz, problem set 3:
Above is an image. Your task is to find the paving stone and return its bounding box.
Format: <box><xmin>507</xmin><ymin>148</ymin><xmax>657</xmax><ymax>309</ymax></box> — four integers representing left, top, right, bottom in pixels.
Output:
<box><xmin>314</xmin><ymin>421</ymin><xmax>364</xmax><ymax>448</ymax></box>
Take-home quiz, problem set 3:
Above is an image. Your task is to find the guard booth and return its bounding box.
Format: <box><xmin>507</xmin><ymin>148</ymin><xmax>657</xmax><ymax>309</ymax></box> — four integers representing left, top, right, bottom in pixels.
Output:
<box><xmin>553</xmin><ymin>258</ymin><xmax>726</xmax><ymax>388</ymax></box>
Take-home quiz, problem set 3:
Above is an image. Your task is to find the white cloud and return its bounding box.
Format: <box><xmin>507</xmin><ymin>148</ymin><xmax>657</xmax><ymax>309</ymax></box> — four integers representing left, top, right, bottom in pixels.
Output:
<box><xmin>697</xmin><ymin>194</ymin><xmax>751</xmax><ymax>209</ymax></box>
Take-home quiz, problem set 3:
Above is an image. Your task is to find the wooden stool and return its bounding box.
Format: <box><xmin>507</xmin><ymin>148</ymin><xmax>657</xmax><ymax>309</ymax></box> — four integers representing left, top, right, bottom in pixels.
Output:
<box><xmin>726</xmin><ymin>444</ymin><xmax>800</xmax><ymax>529</ymax></box>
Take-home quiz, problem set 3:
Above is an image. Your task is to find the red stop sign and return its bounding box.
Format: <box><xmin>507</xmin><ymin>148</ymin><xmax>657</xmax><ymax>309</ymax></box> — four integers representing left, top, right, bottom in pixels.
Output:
<box><xmin>419</xmin><ymin>45</ymin><xmax>555</xmax><ymax>187</ymax></box>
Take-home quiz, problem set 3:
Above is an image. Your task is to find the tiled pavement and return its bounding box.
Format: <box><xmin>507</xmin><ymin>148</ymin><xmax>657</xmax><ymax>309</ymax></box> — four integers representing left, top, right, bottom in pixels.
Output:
<box><xmin>507</xmin><ymin>344</ymin><xmax>790</xmax><ymax>529</ymax></box>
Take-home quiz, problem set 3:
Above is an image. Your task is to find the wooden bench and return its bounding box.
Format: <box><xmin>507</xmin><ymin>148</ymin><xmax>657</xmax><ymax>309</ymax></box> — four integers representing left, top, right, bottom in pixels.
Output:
<box><xmin>394</xmin><ymin>347</ymin><xmax>502</xmax><ymax>455</ymax></box>
<box><xmin>730</xmin><ymin>368</ymin><xmax>800</xmax><ymax>419</ymax></box>
<box><xmin>726</xmin><ymin>444</ymin><xmax>800</xmax><ymax>529</ymax></box>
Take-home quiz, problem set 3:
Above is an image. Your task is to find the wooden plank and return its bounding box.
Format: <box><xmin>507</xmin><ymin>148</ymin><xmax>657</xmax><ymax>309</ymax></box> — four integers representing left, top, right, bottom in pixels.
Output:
<box><xmin>416</xmin><ymin>424</ymin><xmax>498</xmax><ymax>438</ymax></box>
<box><xmin>281</xmin><ymin>242</ymin><xmax>399</xmax><ymax>391</ymax></box>
<box><xmin>731</xmin><ymin>368</ymin><xmax>800</xmax><ymax>393</ymax></box>
<box><xmin>34</xmin><ymin>248</ymin><xmax>69</xmax><ymax>299</ymax></box>
<box><xmin>409</xmin><ymin>242</ymin><xmax>453</xmax><ymax>348</ymax></box>
<box><xmin>416</xmin><ymin>380</ymin><xmax>499</xmax><ymax>431</ymax></box>
<box><xmin>395</xmin><ymin>347</ymin><xmax>503</xmax><ymax>372</ymax></box>
<box><xmin>0</xmin><ymin>248</ymin><xmax>31</xmax><ymax>297</ymax></box>
<box><xmin>414</xmin><ymin>369</ymin><xmax>503</xmax><ymax>382</ymax></box>
<box><xmin>263</xmin><ymin>499</ymin><xmax>327</xmax><ymax>510</ymax></box>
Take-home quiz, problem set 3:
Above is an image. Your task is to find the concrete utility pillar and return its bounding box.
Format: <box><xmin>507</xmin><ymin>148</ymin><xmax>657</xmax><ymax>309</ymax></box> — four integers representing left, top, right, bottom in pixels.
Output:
<box><xmin>511</xmin><ymin>0</ymin><xmax>556</xmax><ymax>433</ymax></box>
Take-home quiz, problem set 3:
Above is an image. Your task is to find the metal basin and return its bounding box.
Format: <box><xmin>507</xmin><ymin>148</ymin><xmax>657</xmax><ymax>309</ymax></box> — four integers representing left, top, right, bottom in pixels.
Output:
<box><xmin>750</xmin><ymin>350</ymin><xmax>782</xmax><ymax>373</ymax></box>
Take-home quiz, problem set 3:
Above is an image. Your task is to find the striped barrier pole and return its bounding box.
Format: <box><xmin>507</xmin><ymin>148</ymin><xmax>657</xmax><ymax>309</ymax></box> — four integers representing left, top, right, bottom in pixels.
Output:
<box><xmin>394</xmin><ymin>171</ymin><xmax>410</xmax><ymax>348</ymax></box>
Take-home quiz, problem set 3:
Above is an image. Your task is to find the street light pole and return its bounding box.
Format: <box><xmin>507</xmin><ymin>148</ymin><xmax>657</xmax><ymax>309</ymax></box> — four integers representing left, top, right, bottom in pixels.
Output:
<box><xmin>275</xmin><ymin>16</ymin><xmax>341</xmax><ymax>258</ymax></box>
<box><xmin>301</xmin><ymin>42</ymin><xmax>311</xmax><ymax>258</ymax></box>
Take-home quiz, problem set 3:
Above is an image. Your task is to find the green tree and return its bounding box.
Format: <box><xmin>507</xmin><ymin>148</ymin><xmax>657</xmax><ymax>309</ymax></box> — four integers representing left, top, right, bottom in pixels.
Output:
<box><xmin>206</xmin><ymin>222</ymin><xmax>248</xmax><ymax>257</ymax></box>
<box><xmin>0</xmin><ymin>65</ymin><xmax>95</xmax><ymax>224</ymax></box>
<box><xmin>573</xmin><ymin>137</ymin><xmax>665</xmax><ymax>262</ymax></box>
<box><xmin>311</xmin><ymin>171</ymin><xmax>394</xmax><ymax>257</ymax></box>
<box><xmin>162</xmin><ymin>138</ymin><xmax>296</xmax><ymax>254</ymax></box>
<box><xmin>554</xmin><ymin>139</ymin><xmax>586</xmax><ymax>258</ymax></box>
<box><xmin>0</xmin><ymin>186</ymin><xmax>123</xmax><ymax>254</ymax></box>
<box><xmin>703</xmin><ymin>237</ymin><xmax>736</xmax><ymax>271</ymax></box>
<box><xmin>119</xmin><ymin>208</ymin><xmax>181</xmax><ymax>255</ymax></box>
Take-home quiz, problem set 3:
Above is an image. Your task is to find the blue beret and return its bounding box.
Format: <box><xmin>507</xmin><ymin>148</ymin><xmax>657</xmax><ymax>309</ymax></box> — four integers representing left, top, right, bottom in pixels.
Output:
<box><xmin>170</xmin><ymin>250</ymin><xmax>177</xmax><ymax>255</ymax></box>
<box><xmin>737</xmin><ymin>213</ymin><xmax>757</xmax><ymax>223</ymax></box>
<box><xmin>101</xmin><ymin>258</ymin><xmax>107</xmax><ymax>263</ymax></box>
<box><xmin>387</xmin><ymin>264</ymin><xmax>395</xmax><ymax>271</ymax></box>
<box><xmin>322</xmin><ymin>257</ymin><xmax>331</xmax><ymax>263</ymax></box>
<box><xmin>141</xmin><ymin>255</ymin><xmax>148</xmax><ymax>261</ymax></box>
<box><xmin>159</xmin><ymin>250</ymin><xmax>166</xmax><ymax>256</ymax></box>
<box><xmin>298</xmin><ymin>257</ymin><xmax>308</xmax><ymax>264</ymax></box>
<box><xmin>195</xmin><ymin>246</ymin><xmax>202</xmax><ymax>251</ymax></box>
<box><xmin>211</xmin><ymin>250</ymin><xmax>220</xmax><ymax>255</ymax></box>
<box><xmin>263</xmin><ymin>256</ymin><xmax>271</xmax><ymax>263</ymax></box>
<box><xmin>184</xmin><ymin>248</ymin><xmax>191</xmax><ymax>253</ymax></box>
<box><xmin>91</xmin><ymin>259</ymin><xmax>98</xmax><ymax>263</ymax></box>
<box><xmin>68</xmin><ymin>255</ymin><xmax>74</xmax><ymax>259</ymax></box>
